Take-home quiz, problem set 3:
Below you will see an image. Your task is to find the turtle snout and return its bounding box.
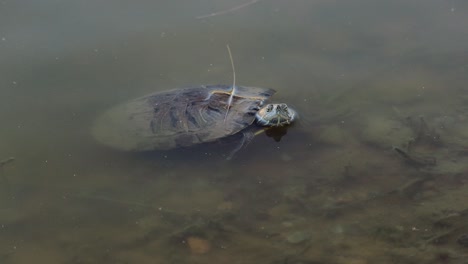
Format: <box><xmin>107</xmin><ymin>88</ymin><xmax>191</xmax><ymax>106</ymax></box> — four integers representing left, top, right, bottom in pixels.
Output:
<box><xmin>255</xmin><ymin>103</ymin><xmax>296</xmax><ymax>127</ymax></box>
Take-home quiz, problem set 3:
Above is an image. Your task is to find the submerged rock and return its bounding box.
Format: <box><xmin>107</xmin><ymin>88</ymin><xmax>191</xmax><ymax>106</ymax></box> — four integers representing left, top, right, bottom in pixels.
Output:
<box><xmin>286</xmin><ymin>231</ymin><xmax>311</xmax><ymax>244</ymax></box>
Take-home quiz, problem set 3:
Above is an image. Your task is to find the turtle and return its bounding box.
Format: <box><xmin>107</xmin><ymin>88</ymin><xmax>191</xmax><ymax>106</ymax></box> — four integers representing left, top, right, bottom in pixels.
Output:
<box><xmin>91</xmin><ymin>84</ymin><xmax>296</xmax><ymax>154</ymax></box>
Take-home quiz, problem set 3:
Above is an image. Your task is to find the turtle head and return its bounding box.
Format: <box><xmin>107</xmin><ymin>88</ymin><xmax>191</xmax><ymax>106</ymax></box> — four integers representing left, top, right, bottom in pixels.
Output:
<box><xmin>255</xmin><ymin>103</ymin><xmax>297</xmax><ymax>127</ymax></box>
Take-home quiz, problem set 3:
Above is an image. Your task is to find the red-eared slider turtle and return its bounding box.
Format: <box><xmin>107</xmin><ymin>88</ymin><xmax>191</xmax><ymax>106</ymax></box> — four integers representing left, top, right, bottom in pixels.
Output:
<box><xmin>92</xmin><ymin>85</ymin><xmax>296</xmax><ymax>153</ymax></box>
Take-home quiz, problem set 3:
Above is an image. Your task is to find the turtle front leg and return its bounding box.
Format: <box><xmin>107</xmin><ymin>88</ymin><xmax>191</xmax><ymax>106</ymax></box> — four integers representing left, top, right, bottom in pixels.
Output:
<box><xmin>226</xmin><ymin>131</ymin><xmax>255</xmax><ymax>160</ymax></box>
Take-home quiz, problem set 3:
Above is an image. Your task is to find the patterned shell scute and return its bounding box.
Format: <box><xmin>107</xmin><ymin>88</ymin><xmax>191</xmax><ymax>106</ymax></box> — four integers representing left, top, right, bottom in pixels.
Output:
<box><xmin>92</xmin><ymin>85</ymin><xmax>275</xmax><ymax>151</ymax></box>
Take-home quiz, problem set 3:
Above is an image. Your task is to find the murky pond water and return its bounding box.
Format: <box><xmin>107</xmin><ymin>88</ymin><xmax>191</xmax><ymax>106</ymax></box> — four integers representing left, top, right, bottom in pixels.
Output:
<box><xmin>1</xmin><ymin>0</ymin><xmax>468</xmax><ymax>263</ymax></box>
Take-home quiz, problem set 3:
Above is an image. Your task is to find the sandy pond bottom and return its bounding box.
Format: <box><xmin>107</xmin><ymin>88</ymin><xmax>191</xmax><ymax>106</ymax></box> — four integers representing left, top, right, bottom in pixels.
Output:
<box><xmin>1</xmin><ymin>87</ymin><xmax>468</xmax><ymax>264</ymax></box>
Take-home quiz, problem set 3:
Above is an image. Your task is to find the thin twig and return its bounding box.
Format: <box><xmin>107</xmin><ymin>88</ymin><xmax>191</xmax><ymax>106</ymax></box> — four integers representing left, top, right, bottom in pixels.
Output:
<box><xmin>224</xmin><ymin>44</ymin><xmax>236</xmax><ymax>124</ymax></box>
<box><xmin>196</xmin><ymin>0</ymin><xmax>263</xmax><ymax>19</ymax></box>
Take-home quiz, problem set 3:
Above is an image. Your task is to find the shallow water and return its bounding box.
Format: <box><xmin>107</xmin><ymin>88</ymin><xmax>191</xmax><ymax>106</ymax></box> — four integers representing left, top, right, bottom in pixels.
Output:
<box><xmin>1</xmin><ymin>0</ymin><xmax>468</xmax><ymax>263</ymax></box>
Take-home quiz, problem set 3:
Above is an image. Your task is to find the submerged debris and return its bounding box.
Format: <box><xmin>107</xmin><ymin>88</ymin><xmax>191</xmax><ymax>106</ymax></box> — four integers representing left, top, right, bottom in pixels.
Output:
<box><xmin>393</xmin><ymin>147</ymin><xmax>436</xmax><ymax>167</ymax></box>
<box><xmin>457</xmin><ymin>234</ymin><xmax>468</xmax><ymax>247</ymax></box>
<box><xmin>404</xmin><ymin>116</ymin><xmax>441</xmax><ymax>147</ymax></box>
<box><xmin>391</xmin><ymin>116</ymin><xmax>442</xmax><ymax>168</ymax></box>
<box><xmin>0</xmin><ymin>157</ymin><xmax>15</xmax><ymax>167</ymax></box>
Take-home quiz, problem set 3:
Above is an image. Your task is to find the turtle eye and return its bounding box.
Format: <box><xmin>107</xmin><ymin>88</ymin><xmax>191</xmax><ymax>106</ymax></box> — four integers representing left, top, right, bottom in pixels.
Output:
<box><xmin>266</xmin><ymin>104</ymin><xmax>274</xmax><ymax>112</ymax></box>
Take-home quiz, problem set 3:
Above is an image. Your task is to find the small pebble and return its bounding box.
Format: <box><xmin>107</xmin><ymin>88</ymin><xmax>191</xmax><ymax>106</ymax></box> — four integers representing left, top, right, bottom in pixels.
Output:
<box><xmin>186</xmin><ymin>236</ymin><xmax>211</xmax><ymax>254</ymax></box>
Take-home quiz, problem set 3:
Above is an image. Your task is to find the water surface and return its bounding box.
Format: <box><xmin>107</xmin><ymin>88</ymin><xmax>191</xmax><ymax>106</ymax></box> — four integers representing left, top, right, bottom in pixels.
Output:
<box><xmin>1</xmin><ymin>0</ymin><xmax>468</xmax><ymax>263</ymax></box>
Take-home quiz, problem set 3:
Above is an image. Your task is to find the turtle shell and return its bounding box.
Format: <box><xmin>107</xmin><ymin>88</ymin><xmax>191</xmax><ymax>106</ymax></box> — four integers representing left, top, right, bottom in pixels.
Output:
<box><xmin>92</xmin><ymin>85</ymin><xmax>275</xmax><ymax>151</ymax></box>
